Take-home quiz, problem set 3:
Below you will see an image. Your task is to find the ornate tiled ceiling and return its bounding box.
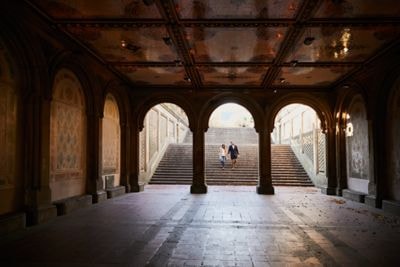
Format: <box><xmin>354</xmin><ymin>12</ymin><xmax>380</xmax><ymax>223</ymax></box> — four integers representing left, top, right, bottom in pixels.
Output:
<box><xmin>28</xmin><ymin>0</ymin><xmax>400</xmax><ymax>90</ymax></box>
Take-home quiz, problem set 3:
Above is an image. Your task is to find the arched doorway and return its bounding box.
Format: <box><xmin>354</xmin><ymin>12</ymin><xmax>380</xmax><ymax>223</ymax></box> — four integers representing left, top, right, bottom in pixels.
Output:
<box><xmin>205</xmin><ymin>103</ymin><xmax>258</xmax><ymax>185</ymax></box>
<box><xmin>101</xmin><ymin>94</ymin><xmax>122</xmax><ymax>192</ymax></box>
<box><xmin>139</xmin><ymin>103</ymin><xmax>192</xmax><ymax>185</ymax></box>
<box><xmin>0</xmin><ymin>38</ymin><xmax>23</xmax><ymax>215</ymax></box>
<box><xmin>272</xmin><ymin>104</ymin><xmax>326</xmax><ymax>187</ymax></box>
<box><xmin>50</xmin><ymin>69</ymin><xmax>87</xmax><ymax>201</ymax></box>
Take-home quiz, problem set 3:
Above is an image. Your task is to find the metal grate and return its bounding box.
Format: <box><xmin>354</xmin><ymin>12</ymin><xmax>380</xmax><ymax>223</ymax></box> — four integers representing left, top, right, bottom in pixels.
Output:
<box><xmin>317</xmin><ymin>131</ymin><xmax>326</xmax><ymax>173</ymax></box>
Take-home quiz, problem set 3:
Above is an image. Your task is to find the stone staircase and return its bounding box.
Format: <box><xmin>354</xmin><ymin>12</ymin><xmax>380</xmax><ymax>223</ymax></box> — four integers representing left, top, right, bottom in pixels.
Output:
<box><xmin>150</xmin><ymin>128</ymin><xmax>313</xmax><ymax>186</ymax></box>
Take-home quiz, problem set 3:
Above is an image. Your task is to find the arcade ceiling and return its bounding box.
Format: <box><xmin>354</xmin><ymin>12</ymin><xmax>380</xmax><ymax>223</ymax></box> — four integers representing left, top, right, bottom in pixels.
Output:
<box><xmin>26</xmin><ymin>0</ymin><xmax>400</xmax><ymax>91</ymax></box>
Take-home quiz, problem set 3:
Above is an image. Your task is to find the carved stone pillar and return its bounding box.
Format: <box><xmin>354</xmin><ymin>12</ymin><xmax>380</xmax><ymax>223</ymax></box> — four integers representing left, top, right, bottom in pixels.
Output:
<box><xmin>365</xmin><ymin>119</ymin><xmax>379</xmax><ymax>207</ymax></box>
<box><xmin>119</xmin><ymin>122</ymin><xmax>130</xmax><ymax>192</ymax></box>
<box><xmin>87</xmin><ymin>112</ymin><xmax>106</xmax><ymax>203</ymax></box>
<box><xmin>323</xmin><ymin>126</ymin><xmax>338</xmax><ymax>195</ymax></box>
<box><xmin>256</xmin><ymin>129</ymin><xmax>274</xmax><ymax>195</ymax></box>
<box><xmin>26</xmin><ymin>94</ymin><xmax>57</xmax><ymax>225</ymax></box>
<box><xmin>128</xmin><ymin>119</ymin><xmax>144</xmax><ymax>192</ymax></box>
<box><xmin>190</xmin><ymin>127</ymin><xmax>207</xmax><ymax>194</ymax></box>
<box><xmin>335</xmin><ymin>122</ymin><xmax>347</xmax><ymax>196</ymax></box>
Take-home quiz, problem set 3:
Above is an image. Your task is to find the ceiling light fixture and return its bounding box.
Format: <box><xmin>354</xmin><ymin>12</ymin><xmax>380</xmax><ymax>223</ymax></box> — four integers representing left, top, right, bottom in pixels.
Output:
<box><xmin>290</xmin><ymin>60</ymin><xmax>298</xmax><ymax>67</ymax></box>
<box><xmin>184</xmin><ymin>76</ymin><xmax>191</xmax><ymax>82</ymax></box>
<box><xmin>303</xmin><ymin>28</ymin><xmax>315</xmax><ymax>46</ymax></box>
<box><xmin>121</xmin><ymin>40</ymin><xmax>141</xmax><ymax>53</ymax></box>
<box><xmin>280</xmin><ymin>78</ymin><xmax>286</xmax><ymax>83</ymax></box>
<box><xmin>163</xmin><ymin>37</ymin><xmax>172</xmax><ymax>46</ymax></box>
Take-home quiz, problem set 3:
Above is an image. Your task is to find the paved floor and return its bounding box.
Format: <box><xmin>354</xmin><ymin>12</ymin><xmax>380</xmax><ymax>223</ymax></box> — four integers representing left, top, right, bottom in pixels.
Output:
<box><xmin>1</xmin><ymin>186</ymin><xmax>400</xmax><ymax>267</ymax></box>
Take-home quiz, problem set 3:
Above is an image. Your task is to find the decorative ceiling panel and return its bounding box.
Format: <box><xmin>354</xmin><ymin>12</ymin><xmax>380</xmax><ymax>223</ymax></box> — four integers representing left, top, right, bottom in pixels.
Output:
<box><xmin>176</xmin><ymin>0</ymin><xmax>301</xmax><ymax>19</ymax></box>
<box><xmin>115</xmin><ymin>66</ymin><xmax>188</xmax><ymax>85</ymax></box>
<box><xmin>65</xmin><ymin>27</ymin><xmax>178</xmax><ymax>62</ymax></box>
<box><xmin>199</xmin><ymin>66</ymin><xmax>267</xmax><ymax>86</ymax></box>
<box><xmin>33</xmin><ymin>0</ymin><xmax>162</xmax><ymax>19</ymax></box>
<box><xmin>185</xmin><ymin>27</ymin><xmax>287</xmax><ymax>62</ymax></box>
<box><xmin>315</xmin><ymin>0</ymin><xmax>400</xmax><ymax>18</ymax></box>
<box><xmin>274</xmin><ymin>66</ymin><xmax>354</xmax><ymax>86</ymax></box>
<box><xmin>286</xmin><ymin>26</ymin><xmax>400</xmax><ymax>62</ymax></box>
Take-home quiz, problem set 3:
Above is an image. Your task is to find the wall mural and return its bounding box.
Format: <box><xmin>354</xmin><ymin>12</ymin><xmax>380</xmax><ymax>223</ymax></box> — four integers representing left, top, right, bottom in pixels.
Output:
<box><xmin>346</xmin><ymin>96</ymin><xmax>370</xmax><ymax>181</ymax></box>
<box><xmin>0</xmin><ymin>42</ymin><xmax>17</xmax><ymax>189</ymax></box>
<box><xmin>102</xmin><ymin>94</ymin><xmax>120</xmax><ymax>186</ymax></box>
<box><xmin>388</xmin><ymin>83</ymin><xmax>400</xmax><ymax>200</ymax></box>
<box><xmin>50</xmin><ymin>69</ymin><xmax>86</xmax><ymax>201</ymax></box>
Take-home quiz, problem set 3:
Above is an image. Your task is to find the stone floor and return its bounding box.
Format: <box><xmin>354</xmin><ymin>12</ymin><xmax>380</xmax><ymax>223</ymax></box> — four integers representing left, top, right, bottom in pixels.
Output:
<box><xmin>1</xmin><ymin>185</ymin><xmax>400</xmax><ymax>267</ymax></box>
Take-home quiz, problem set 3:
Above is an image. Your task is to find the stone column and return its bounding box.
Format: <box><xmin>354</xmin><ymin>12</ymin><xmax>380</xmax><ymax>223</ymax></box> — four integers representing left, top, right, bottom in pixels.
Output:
<box><xmin>323</xmin><ymin>126</ymin><xmax>337</xmax><ymax>195</ymax></box>
<box><xmin>86</xmin><ymin>112</ymin><xmax>107</xmax><ymax>203</ymax></box>
<box><xmin>257</xmin><ymin>129</ymin><xmax>274</xmax><ymax>194</ymax></box>
<box><xmin>190</xmin><ymin>126</ymin><xmax>207</xmax><ymax>193</ymax></box>
<box><xmin>25</xmin><ymin>94</ymin><xmax>57</xmax><ymax>225</ymax></box>
<box><xmin>128</xmin><ymin>119</ymin><xmax>144</xmax><ymax>192</ymax></box>
<box><xmin>335</xmin><ymin>122</ymin><xmax>347</xmax><ymax>196</ymax></box>
<box><xmin>119</xmin><ymin>122</ymin><xmax>130</xmax><ymax>192</ymax></box>
<box><xmin>365</xmin><ymin>119</ymin><xmax>379</xmax><ymax>207</ymax></box>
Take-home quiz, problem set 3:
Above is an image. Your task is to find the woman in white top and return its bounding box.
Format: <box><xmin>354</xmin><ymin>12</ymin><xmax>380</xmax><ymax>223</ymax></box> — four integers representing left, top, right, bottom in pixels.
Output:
<box><xmin>219</xmin><ymin>144</ymin><xmax>227</xmax><ymax>169</ymax></box>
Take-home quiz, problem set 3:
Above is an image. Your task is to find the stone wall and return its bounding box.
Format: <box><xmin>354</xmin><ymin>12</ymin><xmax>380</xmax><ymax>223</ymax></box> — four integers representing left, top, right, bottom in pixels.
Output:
<box><xmin>50</xmin><ymin>69</ymin><xmax>86</xmax><ymax>201</ymax></box>
<box><xmin>345</xmin><ymin>95</ymin><xmax>370</xmax><ymax>194</ymax></box>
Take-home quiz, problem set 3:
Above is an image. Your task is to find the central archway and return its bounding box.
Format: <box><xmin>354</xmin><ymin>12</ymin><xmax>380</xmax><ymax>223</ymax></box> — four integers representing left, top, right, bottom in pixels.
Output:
<box><xmin>205</xmin><ymin>103</ymin><xmax>258</xmax><ymax>185</ymax></box>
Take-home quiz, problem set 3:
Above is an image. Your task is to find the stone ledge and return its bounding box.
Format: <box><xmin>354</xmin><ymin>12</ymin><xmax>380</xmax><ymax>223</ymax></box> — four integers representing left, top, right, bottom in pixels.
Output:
<box><xmin>365</xmin><ymin>195</ymin><xmax>381</xmax><ymax>208</ymax></box>
<box><xmin>106</xmin><ymin>186</ymin><xmax>126</xmax><ymax>199</ymax></box>
<box><xmin>382</xmin><ymin>200</ymin><xmax>400</xmax><ymax>216</ymax></box>
<box><xmin>190</xmin><ymin>184</ymin><xmax>207</xmax><ymax>194</ymax></box>
<box><xmin>93</xmin><ymin>191</ymin><xmax>107</xmax><ymax>203</ymax></box>
<box><xmin>54</xmin><ymin>195</ymin><xmax>93</xmax><ymax>216</ymax></box>
<box><xmin>0</xmin><ymin>212</ymin><xmax>26</xmax><ymax>236</ymax></box>
<box><xmin>342</xmin><ymin>189</ymin><xmax>366</xmax><ymax>203</ymax></box>
<box><xmin>320</xmin><ymin>187</ymin><xmax>336</xmax><ymax>196</ymax></box>
<box><xmin>256</xmin><ymin>185</ymin><xmax>275</xmax><ymax>195</ymax></box>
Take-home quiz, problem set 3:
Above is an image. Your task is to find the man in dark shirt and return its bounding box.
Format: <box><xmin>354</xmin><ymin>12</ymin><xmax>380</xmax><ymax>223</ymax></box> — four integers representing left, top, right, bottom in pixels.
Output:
<box><xmin>228</xmin><ymin>141</ymin><xmax>239</xmax><ymax>169</ymax></box>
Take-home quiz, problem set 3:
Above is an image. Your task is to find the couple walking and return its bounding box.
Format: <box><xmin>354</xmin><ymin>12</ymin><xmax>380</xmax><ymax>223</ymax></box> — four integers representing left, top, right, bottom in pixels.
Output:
<box><xmin>218</xmin><ymin>141</ymin><xmax>239</xmax><ymax>169</ymax></box>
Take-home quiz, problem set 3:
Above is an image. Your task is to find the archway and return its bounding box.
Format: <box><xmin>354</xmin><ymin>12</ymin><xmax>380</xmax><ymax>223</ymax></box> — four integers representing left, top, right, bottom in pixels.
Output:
<box><xmin>139</xmin><ymin>103</ymin><xmax>192</xmax><ymax>185</ymax></box>
<box><xmin>0</xmin><ymin>38</ymin><xmax>23</xmax><ymax>215</ymax></box>
<box><xmin>272</xmin><ymin>104</ymin><xmax>326</xmax><ymax>187</ymax></box>
<box><xmin>50</xmin><ymin>69</ymin><xmax>87</xmax><ymax>201</ymax></box>
<box><xmin>205</xmin><ymin>103</ymin><xmax>258</xmax><ymax>185</ymax></box>
<box><xmin>101</xmin><ymin>94</ymin><xmax>121</xmax><ymax>191</ymax></box>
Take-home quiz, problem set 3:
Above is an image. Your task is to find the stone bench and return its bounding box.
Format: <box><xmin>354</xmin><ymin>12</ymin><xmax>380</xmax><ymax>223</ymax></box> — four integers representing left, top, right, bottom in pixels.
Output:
<box><xmin>54</xmin><ymin>195</ymin><xmax>93</xmax><ymax>216</ymax></box>
<box><xmin>382</xmin><ymin>200</ymin><xmax>400</xmax><ymax>216</ymax></box>
<box><xmin>0</xmin><ymin>212</ymin><xmax>26</xmax><ymax>236</ymax></box>
<box><xmin>106</xmin><ymin>186</ymin><xmax>126</xmax><ymax>199</ymax></box>
<box><xmin>342</xmin><ymin>189</ymin><xmax>366</xmax><ymax>203</ymax></box>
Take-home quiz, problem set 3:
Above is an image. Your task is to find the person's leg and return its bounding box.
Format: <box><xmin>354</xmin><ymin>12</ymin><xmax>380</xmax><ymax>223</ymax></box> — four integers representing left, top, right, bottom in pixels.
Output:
<box><xmin>222</xmin><ymin>156</ymin><xmax>225</xmax><ymax>169</ymax></box>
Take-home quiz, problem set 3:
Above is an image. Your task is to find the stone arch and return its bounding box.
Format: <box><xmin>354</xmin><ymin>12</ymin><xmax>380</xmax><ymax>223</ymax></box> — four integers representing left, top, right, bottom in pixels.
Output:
<box><xmin>268</xmin><ymin>94</ymin><xmax>333</xmax><ymax>133</ymax></box>
<box><xmin>101</xmin><ymin>81</ymin><xmax>129</xmax><ymax>126</ymax></box>
<box><xmin>199</xmin><ymin>93</ymin><xmax>263</xmax><ymax>132</ymax></box>
<box><xmin>102</xmin><ymin>93</ymin><xmax>121</xmax><ymax>187</ymax></box>
<box><xmin>334</xmin><ymin>82</ymin><xmax>370</xmax><ymax>129</ymax></box>
<box><xmin>48</xmin><ymin>51</ymin><xmax>96</xmax><ymax>115</ymax></box>
<box><xmin>135</xmin><ymin>93</ymin><xmax>195</xmax><ymax>131</ymax></box>
<box><xmin>50</xmin><ymin>68</ymin><xmax>87</xmax><ymax>201</ymax></box>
